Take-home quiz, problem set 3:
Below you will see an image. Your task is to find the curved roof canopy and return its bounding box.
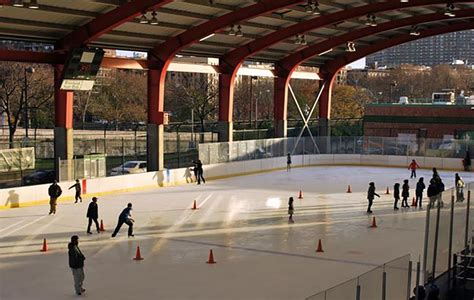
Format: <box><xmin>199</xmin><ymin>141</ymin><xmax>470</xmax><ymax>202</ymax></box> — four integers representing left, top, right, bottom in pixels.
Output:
<box><xmin>0</xmin><ymin>0</ymin><xmax>473</xmax><ymax>68</ymax></box>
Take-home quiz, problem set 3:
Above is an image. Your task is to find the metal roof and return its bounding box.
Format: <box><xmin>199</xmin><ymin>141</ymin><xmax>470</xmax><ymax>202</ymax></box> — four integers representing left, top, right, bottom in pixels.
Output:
<box><xmin>0</xmin><ymin>0</ymin><xmax>473</xmax><ymax>68</ymax></box>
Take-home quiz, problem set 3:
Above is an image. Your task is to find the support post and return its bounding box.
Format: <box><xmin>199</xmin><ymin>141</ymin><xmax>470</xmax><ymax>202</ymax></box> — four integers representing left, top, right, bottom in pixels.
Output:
<box><xmin>147</xmin><ymin>69</ymin><xmax>165</xmax><ymax>171</ymax></box>
<box><xmin>448</xmin><ymin>195</ymin><xmax>455</xmax><ymax>289</ymax></box>
<box><xmin>466</xmin><ymin>190</ymin><xmax>471</xmax><ymax>247</ymax></box>
<box><xmin>273</xmin><ymin>75</ymin><xmax>290</xmax><ymax>138</ymax></box>
<box><xmin>218</xmin><ymin>72</ymin><xmax>236</xmax><ymax>142</ymax></box>
<box><xmin>407</xmin><ymin>260</ymin><xmax>412</xmax><ymax>300</ymax></box>
<box><xmin>54</xmin><ymin>65</ymin><xmax>74</xmax><ymax>181</ymax></box>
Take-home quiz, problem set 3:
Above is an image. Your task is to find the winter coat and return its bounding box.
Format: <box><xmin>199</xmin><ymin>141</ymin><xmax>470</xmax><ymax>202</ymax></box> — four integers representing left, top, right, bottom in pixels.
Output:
<box><xmin>119</xmin><ymin>207</ymin><xmax>132</xmax><ymax>221</ymax></box>
<box><xmin>393</xmin><ymin>185</ymin><xmax>400</xmax><ymax>199</ymax></box>
<box><xmin>402</xmin><ymin>183</ymin><xmax>410</xmax><ymax>198</ymax></box>
<box><xmin>69</xmin><ymin>182</ymin><xmax>81</xmax><ymax>193</ymax></box>
<box><xmin>427</xmin><ymin>184</ymin><xmax>438</xmax><ymax>197</ymax></box>
<box><xmin>86</xmin><ymin>202</ymin><xmax>98</xmax><ymax>219</ymax></box>
<box><xmin>68</xmin><ymin>243</ymin><xmax>85</xmax><ymax>269</ymax></box>
<box><xmin>48</xmin><ymin>184</ymin><xmax>62</xmax><ymax>198</ymax></box>
<box><xmin>367</xmin><ymin>186</ymin><xmax>378</xmax><ymax>200</ymax></box>
<box><xmin>416</xmin><ymin>182</ymin><xmax>426</xmax><ymax>195</ymax></box>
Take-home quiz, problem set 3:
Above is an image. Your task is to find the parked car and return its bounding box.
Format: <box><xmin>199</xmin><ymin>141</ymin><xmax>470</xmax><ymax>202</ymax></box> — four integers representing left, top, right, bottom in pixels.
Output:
<box><xmin>110</xmin><ymin>161</ymin><xmax>147</xmax><ymax>176</ymax></box>
<box><xmin>22</xmin><ymin>170</ymin><xmax>55</xmax><ymax>186</ymax></box>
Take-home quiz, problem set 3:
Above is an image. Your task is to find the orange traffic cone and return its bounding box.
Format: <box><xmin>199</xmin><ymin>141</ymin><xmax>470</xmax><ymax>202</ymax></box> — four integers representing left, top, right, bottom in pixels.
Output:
<box><xmin>192</xmin><ymin>200</ymin><xmax>197</xmax><ymax>210</ymax></box>
<box><xmin>40</xmin><ymin>238</ymin><xmax>48</xmax><ymax>252</ymax></box>
<box><xmin>347</xmin><ymin>185</ymin><xmax>352</xmax><ymax>193</ymax></box>
<box><xmin>411</xmin><ymin>197</ymin><xmax>417</xmax><ymax>207</ymax></box>
<box><xmin>316</xmin><ymin>239</ymin><xmax>324</xmax><ymax>253</ymax></box>
<box><xmin>370</xmin><ymin>216</ymin><xmax>377</xmax><ymax>228</ymax></box>
<box><xmin>99</xmin><ymin>219</ymin><xmax>105</xmax><ymax>232</ymax></box>
<box><xmin>386</xmin><ymin>187</ymin><xmax>390</xmax><ymax>194</ymax></box>
<box><xmin>207</xmin><ymin>249</ymin><xmax>216</xmax><ymax>264</ymax></box>
<box><xmin>133</xmin><ymin>246</ymin><xmax>144</xmax><ymax>260</ymax></box>
<box><xmin>298</xmin><ymin>190</ymin><xmax>303</xmax><ymax>199</ymax></box>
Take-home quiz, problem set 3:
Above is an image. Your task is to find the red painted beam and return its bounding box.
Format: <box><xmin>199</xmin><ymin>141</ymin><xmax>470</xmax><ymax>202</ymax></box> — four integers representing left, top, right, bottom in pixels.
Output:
<box><xmin>56</xmin><ymin>0</ymin><xmax>172</xmax><ymax>51</ymax></box>
<box><xmin>321</xmin><ymin>19</ymin><xmax>474</xmax><ymax>76</ymax></box>
<box><xmin>221</xmin><ymin>0</ymin><xmax>472</xmax><ymax>71</ymax></box>
<box><xmin>277</xmin><ymin>9</ymin><xmax>474</xmax><ymax>76</ymax></box>
<box><xmin>149</xmin><ymin>0</ymin><xmax>304</xmax><ymax>67</ymax></box>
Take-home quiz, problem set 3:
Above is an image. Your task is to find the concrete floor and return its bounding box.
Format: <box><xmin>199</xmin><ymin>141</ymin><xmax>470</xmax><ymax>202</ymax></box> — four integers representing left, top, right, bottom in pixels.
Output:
<box><xmin>1</xmin><ymin>166</ymin><xmax>473</xmax><ymax>300</ymax></box>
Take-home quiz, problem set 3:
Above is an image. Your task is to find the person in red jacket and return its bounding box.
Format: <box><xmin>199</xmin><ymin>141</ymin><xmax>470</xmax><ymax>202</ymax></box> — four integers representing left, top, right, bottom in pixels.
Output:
<box><xmin>408</xmin><ymin>159</ymin><xmax>420</xmax><ymax>178</ymax></box>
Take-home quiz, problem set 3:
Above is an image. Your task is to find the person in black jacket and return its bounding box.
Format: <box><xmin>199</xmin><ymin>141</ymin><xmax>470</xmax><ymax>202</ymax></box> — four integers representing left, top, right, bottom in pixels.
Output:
<box><xmin>427</xmin><ymin>178</ymin><xmax>438</xmax><ymax>209</ymax></box>
<box><xmin>48</xmin><ymin>181</ymin><xmax>62</xmax><ymax>215</ymax></box>
<box><xmin>393</xmin><ymin>183</ymin><xmax>400</xmax><ymax>210</ymax></box>
<box><xmin>86</xmin><ymin>197</ymin><xmax>100</xmax><ymax>234</ymax></box>
<box><xmin>193</xmin><ymin>160</ymin><xmax>206</xmax><ymax>185</ymax></box>
<box><xmin>68</xmin><ymin>235</ymin><xmax>86</xmax><ymax>296</ymax></box>
<box><xmin>416</xmin><ymin>177</ymin><xmax>426</xmax><ymax>208</ymax></box>
<box><xmin>401</xmin><ymin>180</ymin><xmax>410</xmax><ymax>208</ymax></box>
<box><xmin>288</xmin><ymin>197</ymin><xmax>294</xmax><ymax>222</ymax></box>
<box><xmin>287</xmin><ymin>153</ymin><xmax>292</xmax><ymax>172</ymax></box>
<box><xmin>463</xmin><ymin>150</ymin><xmax>471</xmax><ymax>171</ymax></box>
<box><xmin>69</xmin><ymin>179</ymin><xmax>82</xmax><ymax>203</ymax></box>
<box><xmin>111</xmin><ymin>203</ymin><xmax>135</xmax><ymax>238</ymax></box>
<box><xmin>367</xmin><ymin>182</ymin><xmax>380</xmax><ymax>213</ymax></box>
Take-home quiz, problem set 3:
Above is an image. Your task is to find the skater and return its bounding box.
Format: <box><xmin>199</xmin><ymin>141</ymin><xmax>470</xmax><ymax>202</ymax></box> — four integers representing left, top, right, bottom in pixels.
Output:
<box><xmin>410</xmin><ymin>285</ymin><xmax>426</xmax><ymax>300</ymax></box>
<box><xmin>68</xmin><ymin>235</ymin><xmax>86</xmax><ymax>296</ymax></box>
<box><xmin>393</xmin><ymin>183</ymin><xmax>400</xmax><ymax>210</ymax></box>
<box><xmin>193</xmin><ymin>160</ymin><xmax>205</xmax><ymax>185</ymax></box>
<box><xmin>69</xmin><ymin>179</ymin><xmax>82</xmax><ymax>203</ymax></box>
<box><xmin>184</xmin><ymin>167</ymin><xmax>193</xmax><ymax>183</ymax></box>
<box><xmin>427</xmin><ymin>178</ymin><xmax>438</xmax><ymax>209</ymax></box>
<box><xmin>401</xmin><ymin>179</ymin><xmax>410</xmax><ymax>208</ymax></box>
<box><xmin>111</xmin><ymin>203</ymin><xmax>135</xmax><ymax>238</ymax></box>
<box><xmin>415</xmin><ymin>177</ymin><xmax>426</xmax><ymax>208</ymax></box>
<box><xmin>408</xmin><ymin>159</ymin><xmax>420</xmax><ymax>178</ymax></box>
<box><xmin>86</xmin><ymin>197</ymin><xmax>100</xmax><ymax>234</ymax></box>
<box><xmin>455</xmin><ymin>173</ymin><xmax>465</xmax><ymax>202</ymax></box>
<box><xmin>366</xmin><ymin>182</ymin><xmax>380</xmax><ymax>213</ymax></box>
<box><xmin>288</xmin><ymin>197</ymin><xmax>294</xmax><ymax>223</ymax></box>
<box><xmin>48</xmin><ymin>181</ymin><xmax>62</xmax><ymax>215</ymax></box>
<box><xmin>463</xmin><ymin>150</ymin><xmax>471</xmax><ymax>171</ymax></box>
<box><xmin>287</xmin><ymin>153</ymin><xmax>292</xmax><ymax>172</ymax></box>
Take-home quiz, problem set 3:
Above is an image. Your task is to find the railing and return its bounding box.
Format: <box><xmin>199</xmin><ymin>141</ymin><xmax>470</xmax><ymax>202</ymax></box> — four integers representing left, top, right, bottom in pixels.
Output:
<box><xmin>198</xmin><ymin>136</ymin><xmax>474</xmax><ymax>165</ymax></box>
<box><xmin>305</xmin><ymin>255</ymin><xmax>412</xmax><ymax>300</ymax></box>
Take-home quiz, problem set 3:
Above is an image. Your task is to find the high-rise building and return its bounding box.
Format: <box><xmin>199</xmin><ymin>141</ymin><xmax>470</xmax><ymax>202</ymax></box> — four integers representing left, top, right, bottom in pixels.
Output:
<box><xmin>366</xmin><ymin>30</ymin><xmax>474</xmax><ymax>67</ymax></box>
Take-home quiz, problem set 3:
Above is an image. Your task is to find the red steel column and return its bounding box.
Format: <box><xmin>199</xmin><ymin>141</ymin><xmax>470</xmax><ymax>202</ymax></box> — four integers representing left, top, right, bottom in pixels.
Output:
<box><xmin>218</xmin><ymin>71</ymin><xmax>237</xmax><ymax>142</ymax></box>
<box><xmin>54</xmin><ymin>64</ymin><xmax>74</xmax><ymax>181</ymax></box>
<box><xmin>147</xmin><ymin>68</ymin><xmax>165</xmax><ymax>171</ymax></box>
<box><xmin>273</xmin><ymin>73</ymin><xmax>291</xmax><ymax>138</ymax></box>
<box><xmin>318</xmin><ymin>72</ymin><xmax>337</xmax><ymax>136</ymax></box>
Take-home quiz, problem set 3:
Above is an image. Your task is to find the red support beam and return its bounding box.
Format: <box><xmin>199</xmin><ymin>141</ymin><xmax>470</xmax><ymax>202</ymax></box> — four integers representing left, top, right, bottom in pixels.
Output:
<box><xmin>54</xmin><ymin>65</ymin><xmax>73</xmax><ymax>128</ymax></box>
<box><xmin>56</xmin><ymin>0</ymin><xmax>173</xmax><ymax>51</ymax></box>
<box><xmin>321</xmin><ymin>20</ymin><xmax>474</xmax><ymax>75</ymax></box>
<box><xmin>277</xmin><ymin>9</ymin><xmax>474</xmax><ymax>75</ymax></box>
<box><xmin>147</xmin><ymin>69</ymin><xmax>165</xmax><ymax>125</ymax></box>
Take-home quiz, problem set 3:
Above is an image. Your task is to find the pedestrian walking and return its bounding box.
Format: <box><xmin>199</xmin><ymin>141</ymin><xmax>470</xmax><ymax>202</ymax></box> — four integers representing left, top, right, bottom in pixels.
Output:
<box><xmin>287</xmin><ymin>153</ymin><xmax>292</xmax><ymax>172</ymax></box>
<box><xmin>193</xmin><ymin>160</ymin><xmax>205</xmax><ymax>185</ymax></box>
<box><xmin>401</xmin><ymin>179</ymin><xmax>410</xmax><ymax>208</ymax></box>
<box><xmin>416</xmin><ymin>177</ymin><xmax>426</xmax><ymax>208</ymax></box>
<box><xmin>455</xmin><ymin>173</ymin><xmax>465</xmax><ymax>202</ymax></box>
<box><xmin>86</xmin><ymin>197</ymin><xmax>100</xmax><ymax>234</ymax></box>
<box><xmin>408</xmin><ymin>159</ymin><xmax>420</xmax><ymax>178</ymax></box>
<box><xmin>69</xmin><ymin>179</ymin><xmax>82</xmax><ymax>203</ymax></box>
<box><xmin>111</xmin><ymin>203</ymin><xmax>135</xmax><ymax>238</ymax></box>
<box><xmin>393</xmin><ymin>183</ymin><xmax>400</xmax><ymax>210</ymax></box>
<box><xmin>48</xmin><ymin>181</ymin><xmax>62</xmax><ymax>215</ymax></box>
<box><xmin>288</xmin><ymin>197</ymin><xmax>294</xmax><ymax>223</ymax></box>
<box><xmin>366</xmin><ymin>182</ymin><xmax>380</xmax><ymax>213</ymax></box>
<box><xmin>68</xmin><ymin>235</ymin><xmax>86</xmax><ymax>296</ymax></box>
<box><xmin>463</xmin><ymin>150</ymin><xmax>471</xmax><ymax>171</ymax></box>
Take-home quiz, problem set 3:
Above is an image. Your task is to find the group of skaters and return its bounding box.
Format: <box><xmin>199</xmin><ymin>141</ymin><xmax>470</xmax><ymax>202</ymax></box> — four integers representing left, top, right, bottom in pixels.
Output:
<box><xmin>187</xmin><ymin>159</ymin><xmax>206</xmax><ymax>184</ymax></box>
<box><xmin>46</xmin><ymin>179</ymin><xmax>136</xmax><ymax>295</ymax></box>
<box><xmin>365</xmin><ymin>159</ymin><xmax>467</xmax><ymax>214</ymax></box>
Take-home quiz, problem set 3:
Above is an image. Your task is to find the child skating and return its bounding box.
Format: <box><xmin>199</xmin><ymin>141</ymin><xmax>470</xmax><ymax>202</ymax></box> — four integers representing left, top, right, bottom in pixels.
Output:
<box><xmin>401</xmin><ymin>179</ymin><xmax>410</xmax><ymax>208</ymax></box>
<box><xmin>393</xmin><ymin>183</ymin><xmax>400</xmax><ymax>210</ymax></box>
<box><xmin>288</xmin><ymin>197</ymin><xmax>294</xmax><ymax>223</ymax></box>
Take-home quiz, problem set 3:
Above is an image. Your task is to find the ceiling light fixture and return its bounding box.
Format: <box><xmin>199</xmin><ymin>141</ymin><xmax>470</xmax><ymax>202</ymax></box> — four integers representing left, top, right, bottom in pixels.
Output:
<box><xmin>346</xmin><ymin>41</ymin><xmax>356</xmax><ymax>52</ymax></box>
<box><xmin>318</xmin><ymin>48</ymin><xmax>333</xmax><ymax>56</ymax></box>
<box><xmin>445</xmin><ymin>3</ymin><xmax>456</xmax><ymax>17</ymax></box>
<box><xmin>410</xmin><ymin>25</ymin><xmax>420</xmax><ymax>36</ymax></box>
<box><xmin>29</xmin><ymin>0</ymin><xmax>39</xmax><ymax>9</ymax></box>
<box><xmin>199</xmin><ymin>33</ymin><xmax>215</xmax><ymax>42</ymax></box>
<box><xmin>236</xmin><ymin>25</ymin><xmax>243</xmax><ymax>37</ymax></box>
<box><xmin>13</xmin><ymin>0</ymin><xmax>24</xmax><ymax>7</ymax></box>
<box><xmin>150</xmin><ymin>11</ymin><xmax>158</xmax><ymax>25</ymax></box>
<box><xmin>228</xmin><ymin>25</ymin><xmax>236</xmax><ymax>36</ymax></box>
<box><xmin>139</xmin><ymin>13</ymin><xmax>148</xmax><ymax>24</ymax></box>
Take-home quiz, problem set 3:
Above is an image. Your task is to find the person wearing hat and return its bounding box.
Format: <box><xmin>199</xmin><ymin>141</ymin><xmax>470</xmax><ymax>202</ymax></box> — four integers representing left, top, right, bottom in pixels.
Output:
<box><xmin>48</xmin><ymin>180</ymin><xmax>62</xmax><ymax>215</ymax></box>
<box><xmin>86</xmin><ymin>197</ymin><xmax>100</xmax><ymax>234</ymax></box>
<box><xmin>68</xmin><ymin>235</ymin><xmax>86</xmax><ymax>296</ymax></box>
<box><xmin>111</xmin><ymin>203</ymin><xmax>135</xmax><ymax>238</ymax></box>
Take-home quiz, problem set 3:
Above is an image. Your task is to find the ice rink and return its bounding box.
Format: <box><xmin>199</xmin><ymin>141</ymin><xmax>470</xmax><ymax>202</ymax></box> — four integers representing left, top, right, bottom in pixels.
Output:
<box><xmin>1</xmin><ymin>166</ymin><xmax>473</xmax><ymax>300</ymax></box>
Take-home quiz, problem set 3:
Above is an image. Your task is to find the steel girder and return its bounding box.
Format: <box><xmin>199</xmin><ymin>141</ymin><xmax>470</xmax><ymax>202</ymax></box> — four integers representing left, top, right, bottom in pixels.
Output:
<box><xmin>56</xmin><ymin>0</ymin><xmax>173</xmax><ymax>51</ymax></box>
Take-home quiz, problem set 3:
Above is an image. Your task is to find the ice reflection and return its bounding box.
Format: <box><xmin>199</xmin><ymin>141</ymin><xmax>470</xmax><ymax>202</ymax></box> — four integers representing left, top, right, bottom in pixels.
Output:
<box><xmin>266</xmin><ymin>197</ymin><xmax>281</xmax><ymax>208</ymax></box>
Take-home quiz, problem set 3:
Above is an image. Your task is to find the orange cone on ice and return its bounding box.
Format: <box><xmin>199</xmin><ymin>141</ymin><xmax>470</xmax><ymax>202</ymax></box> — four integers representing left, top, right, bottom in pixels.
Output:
<box><xmin>370</xmin><ymin>217</ymin><xmax>377</xmax><ymax>228</ymax></box>
<box><xmin>347</xmin><ymin>185</ymin><xmax>352</xmax><ymax>193</ymax></box>
<box><xmin>133</xmin><ymin>246</ymin><xmax>144</xmax><ymax>260</ymax></box>
<box><xmin>411</xmin><ymin>197</ymin><xmax>417</xmax><ymax>207</ymax></box>
<box><xmin>386</xmin><ymin>187</ymin><xmax>390</xmax><ymax>194</ymax></box>
<box><xmin>192</xmin><ymin>200</ymin><xmax>197</xmax><ymax>210</ymax></box>
<box><xmin>40</xmin><ymin>238</ymin><xmax>48</xmax><ymax>252</ymax></box>
<box><xmin>298</xmin><ymin>190</ymin><xmax>303</xmax><ymax>199</ymax></box>
<box><xmin>100</xmin><ymin>219</ymin><xmax>105</xmax><ymax>232</ymax></box>
<box><xmin>207</xmin><ymin>249</ymin><xmax>216</xmax><ymax>264</ymax></box>
<box><xmin>316</xmin><ymin>239</ymin><xmax>324</xmax><ymax>253</ymax></box>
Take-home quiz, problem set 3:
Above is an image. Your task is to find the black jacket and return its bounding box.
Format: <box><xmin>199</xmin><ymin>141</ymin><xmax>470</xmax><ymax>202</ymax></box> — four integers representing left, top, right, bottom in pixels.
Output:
<box><xmin>416</xmin><ymin>182</ymin><xmax>426</xmax><ymax>195</ymax></box>
<box><xmin>402</xmin><ymin>183</ymin><xmax>409</xmax><ymax>198</ymax></box>
<box><xmin>68</xmin><ymin>243</ymin><xmax>85</xmax><ymax>269</ymax></box>
<box><xmin>393</xmin><ymin>185</ymin><xmax>400</xmax><ymax>199</ymax></box>
<box><xmin>367</xmin><ymin>186</ymin><xmax>379</xmax><ymax>200</ymax></box>
<box><xmin>69</xmin><ymin>182</ymin><xmax>81</xmax><ymax>193</ymax></box>
<box><xmin>48</xmin><ymin>184</ymin><xmax>62</xmax><ymax>198</ymax></box>
<box><xmin>87</xmin><ymin>202</ymin><xmax>98</xmax><ymax>219</ymax></box>
<box><xmin>427</xmin><ymin>184</ymin><xmax>438</xmax><ymax>197</ymax></box>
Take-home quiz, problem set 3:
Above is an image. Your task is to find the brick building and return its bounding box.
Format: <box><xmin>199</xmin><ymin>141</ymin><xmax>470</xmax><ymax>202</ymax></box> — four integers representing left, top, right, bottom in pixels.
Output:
<box><xmin>364</xmin><ymin>104</ymin><xmax>474</xmax><ymax>139</ymax></box>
